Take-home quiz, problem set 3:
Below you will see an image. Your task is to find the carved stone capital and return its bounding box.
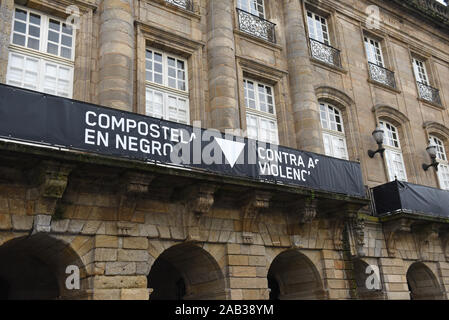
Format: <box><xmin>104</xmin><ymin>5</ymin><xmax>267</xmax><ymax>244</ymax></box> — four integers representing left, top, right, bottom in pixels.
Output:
<box><xmin>348</xmin><ymin>216</ymin><xmax>366</xmax><ymax>257</ymax></box>
<box><xmin>440</xmin><ymin>228</ymin><xmax>449</xmax><ymax>261</ymax></box>
<box><xmin>240</xmin><ymin>191</ymin><xmax>272</xmax><ymax>244</ymax></box>
<box><xmin>413</xmin><ymin>223</ymin><xmax>441</xmax><ymax>260</ymax></box>
<box><xmin>27</xmin><ymin>160</ymin><xmax>74</xmax><ymax>216</ymax></box>
<box><xmin>182</xmin><ymin>183</ymin><xmax>218</xmax><ymax>216</ymax></box>
<box><xmin>180</xmin><ymin>183</ymin><xmax>218</xmax><ymax>242</ymax></box>
<box><xmin>383</xmin><ymin>218</ymin><xmax>413</xmax><ymax>257</ymax></box>
<box><xmin>292</xmin><ymin>198</ymin><xmax>318</xmax><ymax>224</ymax></box>
<box><xmin>118</xmin><ymin>172</ymin><xmax>154</xmax><ymax>221</ymax></box>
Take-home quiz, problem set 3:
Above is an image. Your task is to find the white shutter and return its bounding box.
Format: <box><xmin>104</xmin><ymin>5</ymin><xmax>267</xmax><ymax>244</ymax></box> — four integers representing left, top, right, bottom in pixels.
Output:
<box><xmin>7</xmin><ymin>51</ymin><xmax>73</xmax><ymax>97</ymax></box>
<box><xmin>322</xmin><ymin>132</ymin><xmax>348</xmax><ymax>160</ymax></box>
<box><xmin>332</xmin><ymin>135</ymin><xmax>348</xmax><ymax>160</ymax></box>
<box><xmin>146</xmin><ymin>88</ymin><xmax>164</xmax><ymax>119</ymax></box>
<box><xmin>323</xmin><ymin>133</ymin><xmax>333</xmax><ymax>157</ymax></box>
<box><xmin>385</xmin><ymin>149</ymin><xmax>407</xmax><ymax>181</ymax></box>
<box><xmin>438</xmin><ymin>164</ymin><xmax>449</xmax><ymax>190</ymax></box>
<box><xmin>6</xmin><ymin>52</ymin><xmax>39</xmax><ymax>90</ymax></box>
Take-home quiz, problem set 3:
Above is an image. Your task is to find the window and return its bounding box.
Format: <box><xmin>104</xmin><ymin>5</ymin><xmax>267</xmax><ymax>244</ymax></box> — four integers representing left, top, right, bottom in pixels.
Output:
<box><xmin>243</xmin><ymin>79</ymin><xmax>278</xmax><ymax>144</ymax></box>
<box><xmin>6</xmin><ymin>6</ymin><xmax>75</xmax><ymax>98</ymax></box>
<box><xmin>380</xmin><ymin>121</ymin><xmax>407</xmax><ymax>182</ymax></box>
<box><xmin>307</xmin><ymin>11</ymin><xmax>330</xmax><ymax>45</ymax></box>
<box><xmin>237</xmin><ymin>0</ymin><xmax>265</xmax><ymax>18</ymax></box>
<box><xmin>319</xmin><ymin>103</ymin><xmax>348</xmax><ymax>160</ymax></box>
<box><xmin>430</xmin><ymin>135</ymin><xmax>449</xmax><ymax>190</ymax></box>
<box><xmin>364</xmin><ymin>36</ymin><xmax>384</xmax><ymax>67</ymax></box>
<box><xmin>145</xmin><ymin>49</ymin><xmax>189</xmax><ymax>124</ymax></box>
<box><xmin>413</xmin><ymin>58</ymin><xmax>429</xmax><ymax>85</ymax></box>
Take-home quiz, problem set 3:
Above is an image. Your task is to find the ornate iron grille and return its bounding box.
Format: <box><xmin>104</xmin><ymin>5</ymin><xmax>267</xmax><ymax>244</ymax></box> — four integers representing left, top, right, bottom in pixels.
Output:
<box><xmin>417</xmin><ymin>82</ymin><xmax>442</xmax><ymax>105</ymax></box>
<box><xmin>165</xmin><ymin>0</ymin><xmax>194</xmax><ymax>11</ymax></box>
<box><xmin>368</xmin><ymin>62</ymin><xmax>397</xmax><ymax>89</ymax></box>
<box><xmin>309</xmin><ymin>39</ymin><xmax>342</xmax><ymax>68</ymax></box>
<box><xmin>236</xmin><ymin>8</ymin><xmax>276</xmax><ymax>44</ymax></box>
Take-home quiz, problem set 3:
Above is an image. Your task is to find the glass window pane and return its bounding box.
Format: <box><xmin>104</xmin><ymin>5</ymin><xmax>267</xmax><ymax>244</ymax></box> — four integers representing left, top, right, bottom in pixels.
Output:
<box><xmin>27</xmin><ymin>37</ymin><xmax>39</xmax><ymax>50</ymax></box>
<box><xmin>14</xmin><ymin>21</ymin><xmax>26</xmax><ymax>33</ymax></box>
<box><xmin>61</xmin><ymin>35</ymin><xmax>72</xmax><ymax>47</ymax></box>
<box><xmin>29</xmin><ymin>13</ymin><xmax>41</xmax><ymax>25</ymax></box>
<box><xmin>62</xmin><ymin>24</ymin><xmax>73</xmax><ymax>35</ymax></box>
<box><xmin>61</xmin><ymin>47</ymin><xmax>71</xmax><ymax>59</ymax></box>
<box><xmin>49</xmin><ymin>19</ymin><xmax>60</xmax><ymax>31</ymax></box>
<box><xmin>15</xmin><ymin>9</ymin><xmax>27</xmax><ymax>21</ymax></box>
<box><xmin>47</xmin><ymin>43</ymin><xmax>58</xmax><ymax>55</ymax></box>
<box><xmin>48</xmin><ymin>31</ymin><xmax>59</xmax><ymax>43</ymax></box>
<box><xmin>13</xmin><ymin>33</ymin><xmax>26</xmax><ymax>46</ymax></box>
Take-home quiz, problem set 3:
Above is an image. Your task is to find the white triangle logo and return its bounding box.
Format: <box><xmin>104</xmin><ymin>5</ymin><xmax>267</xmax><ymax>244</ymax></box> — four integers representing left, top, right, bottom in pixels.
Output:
<box><xmin>215</xmin><ymin>137</ymin><xmax>245</xmax><ymax>168</ymax></box>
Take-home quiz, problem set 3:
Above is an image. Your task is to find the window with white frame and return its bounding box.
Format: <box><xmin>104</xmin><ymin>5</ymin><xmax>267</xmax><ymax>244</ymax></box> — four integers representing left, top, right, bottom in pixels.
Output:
<box><xmin>145</xmin><ymin>49</ymin><xmax>189</xmax><ymax>124</ymax></box>
<box><xmin>364</xmin><ymin>36</ymin><xmax>384</xmax><ymax>67</ymax></box>
<box><xmin>319</xmin><ymin>102</ymin><xmax>348</xmax><ymax>160</ymax></box>
<box><xmin>412</xmin><ymin>58</ymin><xmax>429</xmax><ymax>85</ymax></box>
<box><xmin>237</xmin><ymin>0</ymin><xmax>265</xmax><ymax>18</ymax></box>
<box><xmin>244</xmin><ymin>79</ymin><xmax>278</xmax><ymax>144</ymax></box>
<box><xmin>6</xmin><ymin>6</ymin><xmax>75</xmax><ymax>98</ymax></box>
<box><xmin>430</xmin><ymin>135</ymin><xmax>449</xmax><ymax>190</ymax></box>
<box><xmin>379</xmin><ymin>121</ymin><xmax>407</xmax><ymax>182</ymax></box>
<box><xmin>307</xmin><ymin>11</ymin><xmax>330</xmax><ymax>45</ymax></box>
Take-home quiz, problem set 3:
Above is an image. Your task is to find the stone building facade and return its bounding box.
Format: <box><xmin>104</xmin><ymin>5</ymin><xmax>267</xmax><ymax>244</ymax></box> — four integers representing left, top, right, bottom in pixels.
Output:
<box><xmin>0</xmin><ymin>0</ymin><xmax>449</xmax><ymax>300</ymax></box>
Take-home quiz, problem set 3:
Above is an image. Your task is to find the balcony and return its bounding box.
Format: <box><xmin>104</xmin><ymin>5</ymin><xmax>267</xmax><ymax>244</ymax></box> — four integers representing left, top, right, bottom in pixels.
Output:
<box><xmin>236</xmin><ymin>8</ymin><xmax>276</xmax><ymax>44</ymax></box>
<box><xmin>372</xmin><ymin>180</ymin><xmax>449</xmax><ymax>219</ymax></box>
<box><xmin>309</xmin><ymin>39</ymin><xmax>342</xmax><ymax>68</ymax></box>
<box><xmin>417</xmin><ymin>82</ymin><xmax>442</xmax><ymax>106</ymax></box>
<box><xmin>165</xmin><ymin>0</ymin><xmax>194</xmax><ymax>11</ymax></box>
<box><xmin>368</xmin><ymin>62</ymin><xmax>397</xmax><ymax>89</ymax></box>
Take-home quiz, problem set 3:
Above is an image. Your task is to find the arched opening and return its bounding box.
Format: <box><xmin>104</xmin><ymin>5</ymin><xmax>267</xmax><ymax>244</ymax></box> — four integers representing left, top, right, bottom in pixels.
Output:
<box><xmin>0</xmin><ymin>233</ymin><xmax>86</xmax><ymax>300</ymax></box>
<box><xmin>267</xmin><ymin>250</ymin><xmax>325</xmax><ymax>300</ymax></box>
<box><xmin>352</xmin><ymin>259</ymin><xmax>384</xmax><ymax>300</ymax></box>
<box><xmin>407</xmin><ymin>262</ymin><xmax>444</xmax><ymax>300</ymax></box>
<box><xmin>147</xmin><ymin>243</ymin><xmax>226</xmax><ymax>300</ymax></box>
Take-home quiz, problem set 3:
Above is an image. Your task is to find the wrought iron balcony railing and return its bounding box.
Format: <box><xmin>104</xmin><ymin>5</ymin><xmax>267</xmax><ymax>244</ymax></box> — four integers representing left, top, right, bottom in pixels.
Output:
<box><xmin>417</xmin><ymin>81</ymin><xmax>442</xmax><ymax>105</ymax></box>
<box><xmin>165</xmin><ymin>0</ymin><xmax>194</xmax><ymax>11</ymax></box>
<box><xmin>368</xmin><ymin>62</ymin><xmax>397</xmax><ymax>89</ymax></box>
<box><xmin>236</xmin><ymin>8</ymin><xmax>276</xmax><ymax>44</ymax></box>
<box><xmin>309</xmin><ymin>39</ymin><xmax>342</xmax><ymax>68</ymax></box>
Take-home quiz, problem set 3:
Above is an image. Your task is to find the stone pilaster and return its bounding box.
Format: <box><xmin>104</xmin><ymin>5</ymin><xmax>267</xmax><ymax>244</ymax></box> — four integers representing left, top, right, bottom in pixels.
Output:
<box><xmin>226</xmin><ymin>243</ymin><xmax>269</xmax><ymax>300</ymax></box>
<box><xmin>207</xmin><ymin>0</ymin><xmax>240</xmax><ymax>131</ymax></box>
<box><xmin>98</xmin><ymin>0</ymin><xmax>135</xmax><ymax>111</ymax></box>
<box><xmin>283</xmin><ymin>0</ymin><xmax>324</xmax><ymax>153</ymax></box>
<box><xmin>378</xmin><ymin>257</ymin><xmax>410</xmax><ymax>299</ymax></box>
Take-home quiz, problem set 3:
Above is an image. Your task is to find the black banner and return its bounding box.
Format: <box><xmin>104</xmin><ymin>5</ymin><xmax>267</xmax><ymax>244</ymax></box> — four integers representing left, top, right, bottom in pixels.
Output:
<box><xmin>372</xmin><ymin>180</ymin><xmax>449</xmax><ymax>217</ymax></box>
<box><xmin>0</xmin><ymin>84</ymin><xmax>365</xmax><ymax>197</ymax></box>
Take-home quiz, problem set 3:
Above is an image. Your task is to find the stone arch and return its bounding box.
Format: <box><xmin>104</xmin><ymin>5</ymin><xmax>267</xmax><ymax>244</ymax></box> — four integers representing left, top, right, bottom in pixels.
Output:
<box><xmin>315</xmin><ymin>86</ymin><xmax>360</xmax><ymax>161</ymax></box>
<box><xmin>352</xmin><ymin>258</ymin><xmax>384</xmax><ymax>300</ymax></box>
<box><xmin>406</xmin><ymin>262</ymin><xmax>444</xmax><ymax>300</ymax></box>
<box><xmin>267</xmin><ymin>249</ymin><xmax>325</xmax><ymax>300</ymax></box>
<box><xmin>147</xmin><ymin>242</ymin><xmax>226</xmax><ymax>300</ymax></box>
<box><xmin>424</xmin><ymin>121</ymin><xmax>449</xmax><ymax>141</ymax></box>
<box><xmin>0</xmin><ymin>233</ymin><xmax>87</xmax><ymax>300</ymax></box>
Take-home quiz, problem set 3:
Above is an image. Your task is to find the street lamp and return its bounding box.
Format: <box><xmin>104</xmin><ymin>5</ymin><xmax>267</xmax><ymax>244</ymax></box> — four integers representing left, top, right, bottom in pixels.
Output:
<box><xmin>368</xmin><ymin>126</ymin><xmax>385</xmax><ymax>158</ymax></box>
<box><xmin>422</xmin><ymin>139</ymin><xmax>439</xmax><ymax>171</ymax></box>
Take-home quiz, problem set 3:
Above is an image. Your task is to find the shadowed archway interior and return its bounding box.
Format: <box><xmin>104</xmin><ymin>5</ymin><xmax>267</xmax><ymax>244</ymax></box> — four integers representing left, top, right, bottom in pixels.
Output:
<box><xmin>267</xmin><ymin>250</ymin><xmax>325</xmax><ymax>300</ymax></box>
<box><xmin>147</xmin><ymin>243</ymin><xmax>226</xmax><ymax>300</ymax></box>
<box><xmin>0</xmin><ymin>234</ymin><xmax>86</xmax><ymax>300</ymax></box>
<box><xmin>407</xmin><ymin>262</ymin><xmax>444</xmax><ymax>300</ymax></box>
<box><xmin>353</xmin><ymin>259</ymin><xmax>384</xmax><ymax>300</ymax></box>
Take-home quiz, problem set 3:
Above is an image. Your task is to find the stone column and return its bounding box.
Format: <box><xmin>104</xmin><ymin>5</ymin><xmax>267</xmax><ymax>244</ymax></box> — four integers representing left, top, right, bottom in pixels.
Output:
<box><xmin>98</xmin><ymin>0</ymin><xmax>135</xmax><ymax>112</ymax></box>
<box><xmin>283</xmin><ymin>0</ymin><xmax>324</xmax><ymax>153</ymax></box>
<box><xmin>207</xmin><ymin>0</ymin><xmax>240</xmax><ymax>131</ymax></box>
<box><xmin>0</xmin><ymin>0</ymin><xmax>14</xmax><ymax>83</ymax></box>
